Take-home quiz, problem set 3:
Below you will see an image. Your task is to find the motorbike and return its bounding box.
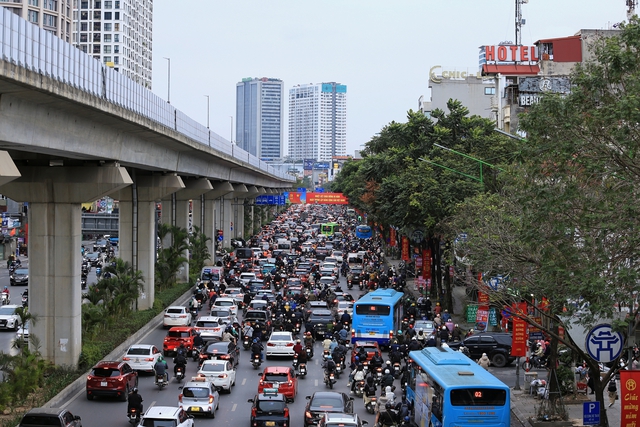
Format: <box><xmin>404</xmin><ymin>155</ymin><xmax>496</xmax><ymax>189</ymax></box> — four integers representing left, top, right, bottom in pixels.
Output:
<box><xmin>293</xmin><ymin>354</ymin><xmax>300</xmax><ymax>369</ymax></box>
<box><xmin>323</xmin><ymin>349</ymin><xmax>330</xmax><ymax>361</ymax></box>
<box><xmin>191</xmin><ymin>345</ymin><xmax>203</xmax><ymax>362</ymax></box>
<box><xmin>354</xmin><ymin>380</ymin><xmax>365</xmax><ymax>397</ymax></box>
<box><xmin>243</xmin><ymin>336</ymin><xmax>251</xmax><ymax>351</ymax></box>
<box><xmin>375</xmin><ymin>367</ymin><xmax>383</xmax><ymax>385</ymax></box>
<box><xmin>95</xmin><ymin>266</ymin><xmax>102</xmax><ymax>277</ymax></box>
<box><xmin>81</xmin><ymin>277</ymin><xmax>87</xmax><ymax>290</ymax></box>
<box><xmin>305</xmin><ymin>345</ymin><xmax>314</xmax><ymax>360</ymax></box>
<box><xmin>335</xmin><ymin>362</ymin><xmax>342</xmax><ymax>379</ymax></box>
<box><xmin>0</xmin><ymin>293</ymin><xmax>9</xmax><ymax>306</ymax></box>
<box><xmin>364</xmin><ymin>395</ymin><xmax>377</xmax><ymax>414</ymax></box>
<box><xmin>252</xmin><ymin>353</ymin><xmax>262</xmax><ymax>369</ymax></box>
<box><xmin>189</xmin><ymin>307</ymin><xmax>198</xmax><ymax>320</ymax></box>
<box><xmin>298</xmin><ymin>363</ymin><xmax>307</xmax><ymax>378</ymax></box>
<box><xmin>175</xmin><ymin>366</ymin><xmax>185</xmax><ymax>382</ymax></box>
<box><xmin>393</xmin><ymin>362</ymin><xmax>402</xmax><ymax>378</ymax></box>
<box><xmin>155</xmin><ymin>373</ymin><xmax>167</xmax><ymax>389</ymax></box>
<box><xmin>522</xmin><ymin>356</ymin><xmax>547</xmax><ymax>371</ymax></box>
<box><xmin>293</xmin><ymin>322</ymin><xmax>301</xmax><ymax>335</ymax></box>
<box><xmin>127</xmin><ymin>407</ymin><xmax>142</xmax><ymax>425</ymax></box>
<box><xmin>324</xmin><ymin>370</ymin><xmax>336</xmax><ymax>389</ymax></box>
<box><xmin>21</xmin><ymin>291</ymin><xmax>28</xmax><ymax>308</ymax></box>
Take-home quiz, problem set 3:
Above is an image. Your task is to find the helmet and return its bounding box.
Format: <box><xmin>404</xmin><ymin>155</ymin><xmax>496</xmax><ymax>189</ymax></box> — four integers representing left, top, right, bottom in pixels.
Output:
<box><xmin>385</xmin><ymin>360</ymin><xmax>391</xmax><ymax>365</ymax></box>
<box><xmin>404</xmin><ymin>416</ymin><xmax>411</xmax><ymax>422</ymax></box>
<box><xmin>132</xmin><ymin>387</ymin><xmax>138</xmax><ymax>393</ymax></box>
<box><xmin>253</xmin><ymin>339</ymin><xmax>258</xmax><ymax>343</ymax></box>
<box><xmin>296</xmin><ymin>339</ymin><xmax>301</xmax><ymax>343</ymax></box>
<box><xmin>397</xmin><ymin>330</ymin><xmax>403</xmax><ymax>335</ymax></box>
<box><xmin>306</xmin><ymin>331</ymin><xmax>311</xmax><ymax>336</ymax></box>
<box><xmin>327</xmin><ymin>355</ymin><xmax>332</xmax><ymax>360</ymax></box>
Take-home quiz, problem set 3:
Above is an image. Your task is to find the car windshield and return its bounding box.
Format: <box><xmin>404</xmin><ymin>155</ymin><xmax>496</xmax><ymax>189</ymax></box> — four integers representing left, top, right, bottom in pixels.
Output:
<box><xmin>196</xmin><ymin>321</ymin><xmax>219</xmax><ymax>328</ymax></box>
<box><xmin>201</xmin><ymin>363</ymin><xmax>225</xmax><ymax>372</ymax></box>
<box><xmin>210</xmin><ymin>310</ymin><xmax>230</xmax><ymax>317</ymax></box>
<box><xmin>182</xmin><ymin>387</ymin><xmax>210</xmax><ymax>398</ymax></box>
<box><xmin>206</xmin><ymin>344</ymin><xmax>227</xmax><ymax>353</ymax></box>
<box><xmin>270</xmin><ymin>334</ymin><xmax>290</xmax><ymax>341</ymax></box>
<box><xmin>167</xmin><ymin>331</ymin><xmax>190</xmax><ymax>338</ymax></box>
<box><xmin>216</xmin><ymin>301</ymin><xmax>234</xmax><ymax>307</ymax></box>
<box><xmin>0</xmin><ymin>307</ymin><xmax>16</xmax><ymax>315</ymax></box>
<box><xmin>245</xmin><ymin>313</ymin><xmax>267</xmax><ymax>320</ymax></box>
<box><xmin>91</xmin><ymin>368</ymin><xmax>120</xmax><ymax>377</ymax></box>
<box><xmin>127</xmin><ymin>347</ymin><xmax>151</xmax><ymax>356</ymax></box>
<box><xmin>140</xmin><ymin>419</ymin><xmax>177</xmax><ymax>427</ymax></box>
<box><xmin>257</xmin><ymin>400</ymin><xmax>286</xmax><ymax>412</ymax></box>
<box><xmin>264</xmin><ymin>373</ymin><xmax>289</xmax><ymax>382</ymax></box>
<box><xmin>14</xmin><ymin>268</ymin><xmax>28</xmax><ymax>275</ymax></box>
<box><xmin>166</xmin><ymin>308</ymin><xmax>184</xmax><ymax>314</ymax></box>
<box><xmin>311</xmin><ymin>396</ymin><xmax>343</xmax><ymax>408</ymax></box>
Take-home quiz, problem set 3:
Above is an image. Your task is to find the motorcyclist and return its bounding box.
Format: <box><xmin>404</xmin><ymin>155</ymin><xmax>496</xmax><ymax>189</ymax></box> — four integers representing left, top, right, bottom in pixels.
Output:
<box><xmin>293</xmin><ymin>339</ymin><xmax>304</xmax><ymax>357</ymax></box>
<box><xmin>439</xmin><ymin>326</ymin><xmax>450</xmax><ymax>344</ymax></box>
<box><xmin>1</xmin><ymin>286</ymin><xmax>9</xmax><ymax>303</ymax></box>
<box><xmin>251</xmin><ymin>338</ymin><xmax>264</xmax><ymax>361</ymax></box>
<box><xmin>154</xmin><ymin>357</ymin><xmax>169</xmax><ymax>381</ymax></box>
<box><xmin>407</xmin><ymin>336</ymin><xmax>422</xmax><ymax>351</ymax></box>
<box><xmin>127</xmin><ymin>387</ymin><xmax>144</xmax><ymax>415</ymax></box>
<box><xmin>193</xmin><ymin>331</ymin><xmax>205</xmax><ymax>349</ymax></box>
<box><xmin>451</xmin><ymin>324</ymin><xmax>463</xmax><ymax>342</ymax></box>
<box><xmin>363</xmin><ymin>376</ymin><xmax>377</xmax><ymax>406</ymax></box>
<box><xmin>370</xmin><ymin>352</ymin><xmax>384</xmax><ymax>371</ymax></box>
<box><xmin>416</xmin><ymin>329</ymin><xmax>426</xmax><ymax>346</ymax></box>
<box><xmin>350</xmin><ymin>364</ymin><xmax>366</xmax><ymax>394</ymax></box>
<box><xmin>380</xmin><ymin>369</ymin><xmax>395</xmax><ymax>388</ymax></box>
<box><xmin>176</xmin><ymin>343</ymin><xmax>187</xmax><ymax>358</ymax></box>
<box><xmin>242</xmin><ymin>324</ymin><xmax>254</xmax><ymax>341</ymax></box>
<box><xmin>322</xmin><ymin>355</ymin><xmax>337</xmax><ymax>383</ymax></box>
<box><xmin>304</xmin><ymin>331</ymin><xmax>314</xmax><ymax>348</ymax></box>
<box><xmin>222</xmin><ymin>327</ymin><xmax>235</xmax><ymax>343</ymax></box>
<box><xmin>337</xmin><ymin>327</ymin><xmax>349</xmax><ymax>343</ymax></box>
<box><xmin>173</xmin><ymin>352</ymin><xmax>187</xmax><ymax>377</ymax></box>
<box><xmin>340</xmin><ymin>311</ymin><xmax>351</xmax><ymax>325</ymax></box>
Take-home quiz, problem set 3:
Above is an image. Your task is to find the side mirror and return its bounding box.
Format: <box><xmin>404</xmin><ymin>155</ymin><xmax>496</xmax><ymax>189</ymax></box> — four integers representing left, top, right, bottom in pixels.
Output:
<box><xmin>247</xmin><ymin>399</ymin><xmax>253</xmax><ymax>403</ymax></box>
<box><xmin>349</xmin><ymin>397</ymin><xmax>354</xmax><ymax>401</ymax></box>
<box><xmin>305</xmin><ymin>395</ymin><xmax>311</xmax><ymax>400</ymax></box>
<box><xmin>362</xmin><ymin>421</ymin><xmax>369</xmax><ymax>425</ymax></box>
<box><xmin>74</xmin><ymin>416</ymin><xmax>82</xmax><ymax>421</ymax></box>
<box><xmin>178</xmin><ymin>386</ymin><xmax>184</xmax><ymax>390</ymax></box>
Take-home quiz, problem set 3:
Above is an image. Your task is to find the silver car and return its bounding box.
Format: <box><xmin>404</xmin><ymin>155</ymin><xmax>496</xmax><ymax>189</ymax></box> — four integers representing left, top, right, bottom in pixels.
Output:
<box><xmin>178</xmin><ymin>378</ymin><xmax>220</xmax><ymax>418</ymax></box>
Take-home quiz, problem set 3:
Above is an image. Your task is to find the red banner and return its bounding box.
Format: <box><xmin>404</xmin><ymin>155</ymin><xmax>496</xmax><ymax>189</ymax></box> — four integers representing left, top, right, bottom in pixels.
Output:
<box><xmin>423</xmin><ymin>249</ymin><xmax>431</xmax><ymax>280</ymax></box>
<box><xmin>511</xmin><ymin>303</ymin><xmax>528</xmax><ymax>357</ymax></box>
<box><xmin>476</xmin><ymin>305</ymin><xmax>489</xmax><ymax>330</ymax></box>
<box><xmin>620</xmin><ymin>370</ymin><xmax>640</xmax><ymax>426</ymax></box>
<box><xmin>389</xmin><ymin>228</ymin><xmax>396</xmax><ymax>247</ymax></box>
<box><xmin>305</xmin><ymin>192</ymin><xmax>348</xmax><ymax>204</ymax></box>
<box><xmin>478</xmin><ymin>291</ymin><xmax>490</xmax><ymax>304</ymax></box>
<box><xmin>401</xmin><ymin>236</ymin><xmax>410</xmax><ymax>261</ymax></box>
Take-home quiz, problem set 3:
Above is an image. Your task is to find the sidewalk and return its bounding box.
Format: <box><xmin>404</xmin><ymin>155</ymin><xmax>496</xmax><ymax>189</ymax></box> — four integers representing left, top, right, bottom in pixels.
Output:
<box><xmin>384</xmin><ymin>255</ymin><xmax>622</xmax><ymax>427</ymax></box>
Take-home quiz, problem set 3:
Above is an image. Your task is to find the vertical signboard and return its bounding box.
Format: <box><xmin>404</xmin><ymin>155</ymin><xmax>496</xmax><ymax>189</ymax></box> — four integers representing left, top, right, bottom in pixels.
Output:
<box><xmin>511</xmin><ymin>303</ymin><xmax>528</xmax><ymax>357</ymax></box>
<box><xmin>389</xmin><ymin>228</ymin><xmax>396</xmax><ymax>247</ymax></box>
<box><xmin>620</xmin><ymin>370</ymin><xmax>640</xmax><ymax>426</ymax></box>
<box><xmin>401</xmin><ymin>236</ymin><xmax>410</xmax><ymax>261</ymax></box>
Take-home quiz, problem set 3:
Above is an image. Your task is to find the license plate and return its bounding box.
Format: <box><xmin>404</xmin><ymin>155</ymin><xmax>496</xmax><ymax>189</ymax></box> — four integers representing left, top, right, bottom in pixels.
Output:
<box><xmin>101</xmin><ymin>381</ymin><xmax>107</xmax><ymax>387</ymax></box>
<box><xmin>368</xmin><ymin>331</ymin><xmax>376</xmax><ymax>335</ymax></box>
<box><xmin>190</xmin><ymin>407</ymin><xmax>201</xmax><ymax>412</ymax></box>
<box><xmin>266</xmin><ymin>422</ymin><xmax>275</xmax><ymax>426</ymax></box>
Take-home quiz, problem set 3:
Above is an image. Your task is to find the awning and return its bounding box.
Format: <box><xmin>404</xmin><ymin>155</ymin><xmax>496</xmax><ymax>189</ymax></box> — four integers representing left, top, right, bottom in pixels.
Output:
<box><xmin>482</xmin><ymin>64</ymin><xmax>540</xmax><ymax>76</ymax></box>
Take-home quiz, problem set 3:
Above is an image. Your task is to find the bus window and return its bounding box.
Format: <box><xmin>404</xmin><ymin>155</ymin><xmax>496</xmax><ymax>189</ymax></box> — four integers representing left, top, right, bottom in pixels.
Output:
<box><xmin>432</xmin><ymin>393</ymin><xmax>444</xmax><ymax>422</ymax></box>
<box><xmin>235</xmin><ymin>248</ymin><xmax>253</xmax><ymax>260</ymax></box>
<box><xmin>355</xmin><ymin>304</ymin><xmax>391</xmax><ymax>316</ymax></box>
<box><xmin>450</xmin><ymin>389</ymin><xmax>507</xmax><ymax>406</ymax></box>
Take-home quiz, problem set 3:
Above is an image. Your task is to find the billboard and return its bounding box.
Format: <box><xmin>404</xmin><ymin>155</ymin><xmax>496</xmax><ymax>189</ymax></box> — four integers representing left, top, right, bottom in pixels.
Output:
<box><xmin>285</xmin><ymin>192</ymin><xmax>347</xmax><ymax>205</ymax></box>
<box><xmin>303</xmin><ymin>159</ymin><xmax>315</xmax><ymax>170</ymax></box>
<box><xmin>314</xmin><ymin>162</ymin><xmax>330</xmax><ymax>170</ymax></box>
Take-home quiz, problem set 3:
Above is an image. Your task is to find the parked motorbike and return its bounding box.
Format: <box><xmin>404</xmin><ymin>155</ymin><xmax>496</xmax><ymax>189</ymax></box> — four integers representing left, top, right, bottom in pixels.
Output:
<box><xmin>252</xmin><ymin>353</ymin><xmax>262</xmax><ymax>369</ymax></box>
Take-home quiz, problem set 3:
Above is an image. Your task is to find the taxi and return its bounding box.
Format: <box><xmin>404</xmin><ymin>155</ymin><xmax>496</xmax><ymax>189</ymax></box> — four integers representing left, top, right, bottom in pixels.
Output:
<box><xmin>248</xmin><ymin>388</ymin><xmax>290</xmax><ymax>427</ymax></box>
<box><xmin>257</xmin><ymin>366</ymin><xmax>297</xmax><ymax>402</ymax></box>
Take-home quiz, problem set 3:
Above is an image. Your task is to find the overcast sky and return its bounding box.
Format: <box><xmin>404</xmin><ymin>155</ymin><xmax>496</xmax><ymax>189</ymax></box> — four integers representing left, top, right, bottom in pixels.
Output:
<box><xmin>151</xmin><ymin>0</ymin><xmax>627</xmax><ymax>156</ymax></box>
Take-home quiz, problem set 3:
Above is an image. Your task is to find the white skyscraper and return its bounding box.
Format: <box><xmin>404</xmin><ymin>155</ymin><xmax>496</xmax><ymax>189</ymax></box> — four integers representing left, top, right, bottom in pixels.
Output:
<box><xmin>0</xmin><ymin>0</ymin><xmax>74</xmax><ymax>42</ymax></box>
<box><xmin>288</xmin><ymin>82</ymin><xmax>347</xmax><ymax>162</ymax></box>
<box><xmin>73</xmin><ymin>0</ymin><xmax>153</xmax><ymax>88</ymax></box>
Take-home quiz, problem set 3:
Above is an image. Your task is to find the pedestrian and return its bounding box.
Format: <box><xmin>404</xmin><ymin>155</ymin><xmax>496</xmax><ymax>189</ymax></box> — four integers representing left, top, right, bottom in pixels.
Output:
<box><xmin>608</xmin><ymin>380</ymin><xmax>617</xmax><ymax>407</ymax></box>
<box><xmin>477</xmin><ymin>353</ymin><xmax>491</xmax><ymax>370</ymax></box>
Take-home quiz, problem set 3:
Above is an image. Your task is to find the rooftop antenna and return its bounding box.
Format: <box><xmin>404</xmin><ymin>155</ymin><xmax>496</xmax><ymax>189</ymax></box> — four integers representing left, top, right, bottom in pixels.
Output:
<box><xmin>516</xmin><ymin>0</ymin><xmax>528</xmax><ymax>46</ymax></box>
<box><xmin>628</xmin><ymin>0</ymin><xmax>638</xmax><ymax>20</ymax></box>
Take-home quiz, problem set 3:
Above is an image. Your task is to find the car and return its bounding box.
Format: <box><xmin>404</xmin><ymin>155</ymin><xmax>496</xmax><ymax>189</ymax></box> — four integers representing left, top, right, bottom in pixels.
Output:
<box><xmin>331</xmin><ymin>251</ymin><xmax>344</xmax><ymax>264</ymax></box>
<box><xmin>319</xmin><ymin>412</ymin><xmax>368</xmax><ymax>427</ymax></box>
<box><xmin>122</xmin><ymin>344</ymin><xmax>162</xmax><ymax>373</ymax></box>
<box><xmin>139</xmin><ymin>406</ymin><xmax>194</xmax><ymax>427</ymax></box>
<box><xmin>248</xmin><ymin>388</ymin><xmax>291</xmax><ymax>427</ymax></box>
<box><xmin>246</xmin><ymin>299</ymin><xmax>270</xmax><ymax>312</ymax></box>
<box><xmin>319</xmin><ymin>276</ymin><xmax>338</xmax><ymax>287</ymax></box>
<box><xmin>209</xmin><ymin>308</ymin><xmax>235</xmax><ymax>325</ymax></box>
<box><xmin>322</xmin><ymin>262</ymin><xmax>339</xmax><ymax>276</ymax></box>
<box><xmin>414</xmin><ymin>320</ymin><xmax>436</xmax><ymax>338</ymax></box>
<box><xmin>85</xmin><ymin>360</ymin><xmax>138</xmax><ymax>401</ymax></box>
<box><xmin>334</xmin><ymin>292</ymin><xmax>354</xmax><ymax>302</ymax></box>
<box><xmin>93</xmin><ymin>239</ymin><xmax>109</xmax><ymax>252</ymax></box>
<box><xmin>351</xmin><ymin>341</ymin><xmax>381</xmax><ymax>364</ymax></box>
<box><xmin>258</xmin><ymin>366</ymin><xmax>298</xmax><ymax>402</ymax></box>
<box><xmin>448</xmin><ymin>332</ymin><xmax>515</xmax><ymax>368</ymax></box>
<box><xmin>307</xmin><ymin>309</ymin><xmax>336</xmax><ymax>338</ymax></box>
<box><xmin>194</xmin><ymin>316</ymin><xmax>224</xmax><ymax>341</ymax></box>
<box><xmin>240</xmin><ymin>272</ymin><xmax>257</xmax><ymax>285</ymax></box>
<box><xmin>315</xmin><ymin>247</ymin><xmax>330</xmax><ymax>260</ymax></box>
<box><xmin>196</xmin><ymin>359</ymin><xmax>237</xmax><ymax>392</ymax></box>
<box><xmin>15</xmin><ymin>320</ymin><xmax>29</xmax><ymax>344</ymax></box>
<box><xmin>255</xmin><ymin>290</ymin><xmax>278</xmax><ymax>303</ymax></box>
<box><xmin>244</xmin><ymin>309</ymin><xmax>271</xmax><ymax>330</ymax></box>
<box><xmin>163</xmin><ymin>326</ymin><xmax>197</xmax><ymax>356</ymax></box>
<box><xmin>347</xmin><ymin>267</ymin><xmax>365</xmax><ymax>287</ymax></box>
<box><xmin>178</xmin><ymin>377</ymin><xmax>220</xmax><ymax>417</ymax></box>
<box><xmin>304</xmin><ymin>392</ymin><xmax>354</xmax><ymax>427</ymax></box>
<box><xmin>19</xmin><ymin>407</ymin><xmax>82</xmax><ymax>427</ymax></box>
<box><xmin>199</xmin><ymin>341</ymin><xmax>240</xmax><ymax>368</ymax></box>
<box><xmin>163</xmin><ymin>306</ymin><xmax>192</xmax><ymax>328</ymax></box>
<box><xmin>220</xmin><ymin>287</ymin><xmax>245</xmax><ymax>305</ymax></box>
<box><xmin>212</xmin><ymin>298</ymin><xmax>238</xmax><ymax>317</ymax></box>
<box><xmin>266</xmin><ymin>331</ymin><xmax>296</xmax><ymax>358</ymax></box>
<box><xmin>0</xmin><ymin>305</ymin><xmax>22</xmax><ymax>331</ymax></box>
<box><xmin>9</xmin><ymin>268</ymin><xmax>29</xmax><ymax>286</ymax></box>
<box><xmin>84</xmin><ymin>252</ymin><xmax>101</xmax><ymax>267</ymax></box>
<box><xmin>336</xmin><ymin>301</ymin><xmax>354</xmax><ymax>317</ymax></box>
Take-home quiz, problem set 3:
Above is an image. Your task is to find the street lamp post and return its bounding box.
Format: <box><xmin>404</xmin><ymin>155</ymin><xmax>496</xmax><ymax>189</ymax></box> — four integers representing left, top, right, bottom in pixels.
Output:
<box><xmin>205</xmin><ymin>95</ymin><xmax>210</xmax><ymax>129</ymax></box>
<box><xmin>163</xmin><ymin>57</ymin><xmax>171</xmax><ymax>103</ymax></box>
<box><xmin>230</xmin><ymin>116</ymin><xmax>233</xmax><ymax>143</ymax></box>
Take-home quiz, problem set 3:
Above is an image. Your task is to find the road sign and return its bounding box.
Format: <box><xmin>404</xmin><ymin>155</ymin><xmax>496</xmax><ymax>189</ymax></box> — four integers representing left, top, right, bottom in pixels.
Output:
<box><xmin>585</xmin><ymin>324</ymin><xmax>624</xmax><ymax>363</ymax></box>
<box><xmin>583</xmin><ymin>401</ymin><xmax>600</xmax><ymax>426</ymax></box>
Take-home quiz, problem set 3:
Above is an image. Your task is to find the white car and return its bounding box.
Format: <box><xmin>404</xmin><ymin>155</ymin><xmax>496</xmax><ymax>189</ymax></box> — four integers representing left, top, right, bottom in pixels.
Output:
<box><xmin>15</xmin><ymin>320</ymin><xmax>29</xmax><ymax>344</ymax></box>
<box><xmin>212</xmin><ymin>298</ymin><xmax>238</xmax><ymax>317</ymax></box>
<box><xmin>209</xmin><ymin>308</ymin><xmax>235</xmax><ymax>325</ymax></box>
<box><xmin>0</xmin><ymin>305</ymin><xmax>21</xmax><ymax>331</ymax></box>
<box><xmin>265</xmin><ymin>331</ymin><xmax>296</xmax><ymax>358</ymax></box>
<box><xmin>163</xmin><ymin>306</ymin><xmax>192</xmax><ymax>328</ymax></box>
<box><xmin>123</xmin><ymin>344</ymin><xmax>162</xmax><ymax>372</ymax></box>
<box><xmin>220</xmin><ymin>287</ymin><xmax>244</xmax><ymax>305</ymax></box>
<box><xmin>179</xmin><ymin>377</ymin><xmax>220</xmax><ymax>417</ymax></box>
<box><xmin>194</xmin><ymin>316</ymin><xmax>224</xmax><ymax>341</ymax></box>
<box><xmin>239</xmin><ymin>272</ymin><xmax>257</xmax><ymax>286</ymax></box>
<box><xmin>322</xmin><ymin>261</ymin><xmax>339</xmax><ymax>276</ymax></box>
<box><xmin>196</xmin><ymin>359</ymin><xmax>237</xmax><ymax>392</ymax></box>
<box><xmin>140</xmin><ymin>406</ymin><xmax>194</xmax><ymax>427</ymax></box>
<box><xmin>336</xmin><ymin>301</ymin><xmax>354</xmax><ymax>317</ymax></box>
<box><xmin>331</xmin><ymin>251</ymin><xmax>344</xmax><ymax>264</ymax></box>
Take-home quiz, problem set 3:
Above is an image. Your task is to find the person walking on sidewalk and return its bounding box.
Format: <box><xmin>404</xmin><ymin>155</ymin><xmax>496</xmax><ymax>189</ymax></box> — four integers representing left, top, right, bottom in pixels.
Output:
<box><xmin>607</xmin><ymin>380</ymin><xmax>617</xmax><ymax>407</ymax></box>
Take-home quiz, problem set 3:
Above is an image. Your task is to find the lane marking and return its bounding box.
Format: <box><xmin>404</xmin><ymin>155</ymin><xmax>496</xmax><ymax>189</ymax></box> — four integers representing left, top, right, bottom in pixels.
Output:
<box><xmin>242</xmin><ymin>378</ymin><xmax>247</xmax><ymax>385</ymax></box>
<box><xmin>315</xmin><ymin>379</ymin><xmax>318</xmax><ymax>387</ymax></box>
<box><xmin>232</xmin><ymin>403</ymin><xmax>237</xmax><ymax>412</ymax></box>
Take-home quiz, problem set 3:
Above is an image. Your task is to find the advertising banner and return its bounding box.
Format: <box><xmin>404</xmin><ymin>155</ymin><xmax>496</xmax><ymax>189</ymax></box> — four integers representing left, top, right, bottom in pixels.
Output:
<box><xmin>401</xmin><ymin>236</ymin><xmax>410</xmax><ymax>261</ymax></box>
<box><xmin>466</xmin><ymin>305</ymin><xmax>478</xmax><ymax>323</ymax></box>
<box><xmin>423</xmin><ymin>249</ymin><xmax>431</xmax><ymax>280</ymax></box>
<box><xmin>303</xmin><ymin>159</ymin><xmax>314</xmax><ymax>170</ymax></box>
<box><xmin>620</xmin><ymin>370</ymin><xmax>640</xmax><ymax>426</ymax></box>
<box><xmin>511</xmin><ymin>303</ymin><xmax>528</xmax><ymax>357</ymax></box>
<box><xmin>390</xmin><ymin>228</ymin><xmax>396</xmax><ymax>247</ymax></box>
<box><xmin>306</xmin><ymin>192</ymin><xmax>348</xmax><ymax>205</ymax></box>
<box><xmin>476</xmin><ymin>305</ymin><xmax>489</xmax><ymax>331</ymax></box>
<box><xmin>478</xmin><ymin>290</ymin><xmax>490</xmax><ymax>304</ymax></box>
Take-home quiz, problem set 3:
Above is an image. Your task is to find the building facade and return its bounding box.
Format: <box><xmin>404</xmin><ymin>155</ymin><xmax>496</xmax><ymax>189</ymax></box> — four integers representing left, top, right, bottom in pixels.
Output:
<box><xmin>72</xmin><ymin>0</ymin><xmax>153</xmax><ymax>88</ymax></box>
<box><xmin>0</xmin><ymin>0</ymin><xmax>74</xmax><ymax>42</ymax></box>
<box><xmin>235</xmin><ymin>77</ymin><xmax>284</xmax><ymax>160</ymax></box>
<box><xmin>288</xmin><ymin>82</ymin><xmax>347</xmax><ymax>162</ymax></box>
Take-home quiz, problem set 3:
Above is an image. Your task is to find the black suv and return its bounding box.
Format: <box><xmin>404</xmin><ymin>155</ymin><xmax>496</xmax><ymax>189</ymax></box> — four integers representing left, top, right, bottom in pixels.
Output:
<box><xmin>247</xmin><ymin>389</ymin><xmax>290</xmax><ymax>427</ymax></box>
<box><xmin>449</xmin><ymin>332</ymin><xmax>514</xmax><ymax>367</ymax></box>
<box><xmin>347</xmin><ymin>267</ymin><xmax>365</xmax><ymax>288</ymax></box>
<box><xmin>243</xmin><ymin>310</ymin><xmax>271</xmax><ymax>333</ymax></box>
<box><xmin>304</xmin><ymin>392</ymin><xmax>353</xmax><ymax>427</ymax></box>
<box><xmin>307</xmin><ymin>309</ymin><xmax>336</xmax><ymax>339</ymax></box>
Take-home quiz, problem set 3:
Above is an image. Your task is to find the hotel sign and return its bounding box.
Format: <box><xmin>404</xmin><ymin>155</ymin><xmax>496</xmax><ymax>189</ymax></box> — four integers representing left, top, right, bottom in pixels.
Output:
<box><xmin>484</xmin><ymin>45</ymin><xmax>539</xmax><ymax>63</ymax></box>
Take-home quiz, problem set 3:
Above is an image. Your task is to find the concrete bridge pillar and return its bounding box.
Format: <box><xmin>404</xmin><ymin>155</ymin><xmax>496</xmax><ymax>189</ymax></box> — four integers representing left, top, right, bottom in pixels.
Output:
<box><xmin>0</xmin><ymin>165</ymin><xmax>131</xmax><ymax>367</ymax></box>
<box><xmin>223</xmin><ymin>184</ymin><xmax>247</xmax><ymax>245</ymax></box>
<box><xmin>116</xmin><ymin>174</ymin><xmax>184</xmax><ymax>310</ymax></box>
<box><xmin>0</xmin><ymin>151</ymin><xmax>20</xmax><ymax>187</ymax></box>
<box><xmin>204</xmin><ymin>182</ymin><xmax>234</xmax><ymax>264</ymax></box>
<box><xmin>244</xmin><ymin>186</ymin><xmax>260</xmax><ymax>238</ymax></box>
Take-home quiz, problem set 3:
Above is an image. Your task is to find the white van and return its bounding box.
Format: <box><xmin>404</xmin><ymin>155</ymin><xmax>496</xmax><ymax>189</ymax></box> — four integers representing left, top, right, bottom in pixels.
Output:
<box><xmin>200</xmin><ymin>266</ymin><xmax>223</xmax><ymax>286</ymax></box>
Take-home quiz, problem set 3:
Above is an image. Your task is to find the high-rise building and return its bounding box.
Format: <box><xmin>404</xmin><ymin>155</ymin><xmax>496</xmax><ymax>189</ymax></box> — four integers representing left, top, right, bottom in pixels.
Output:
<box><xmin>235</xmin><ymin>77</ymin><xmax>284</xmax><ymax>160</ymax></box>
<box><xmin>72</xmin><ymin>0</ymin><xmax>153</xmax><ymax>88</ymax></box>
<box><xmin>288</xmin><ymin>82</ymin><xmax>347</xmax><ymax>162</ymax></box>
<box><xmin>0</xmin><ymin>0</ymin><xmax>74</xmax><ymax>42</ymax></box>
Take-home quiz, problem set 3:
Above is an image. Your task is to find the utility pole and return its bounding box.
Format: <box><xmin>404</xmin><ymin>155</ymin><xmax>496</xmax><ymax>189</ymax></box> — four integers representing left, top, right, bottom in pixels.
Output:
<box><xmin>628</xmin><ymin>0</ymin><xmax>638</xmax><ymax>20</ymax></box>
<box><xmin>515</xmin><ymin>0</ymin><xmax>528</xmax><ymax>47</ymax></box>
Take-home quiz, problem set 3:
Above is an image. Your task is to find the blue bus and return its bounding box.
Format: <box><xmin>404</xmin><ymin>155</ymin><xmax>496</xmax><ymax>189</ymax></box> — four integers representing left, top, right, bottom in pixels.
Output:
<box><xmin>355</xmin><ymin>225</ymin><xmax>373</xmax><ymax>239</ymax></box>
<box><xmin>407</xmin><ymin>347</ymin><xmax>510</xmax><ymax>427</ymax></box>
<box><xmin>351</xmin><ymin>289</ymin><xmax>404</xmax><ymax>347</ymax></box>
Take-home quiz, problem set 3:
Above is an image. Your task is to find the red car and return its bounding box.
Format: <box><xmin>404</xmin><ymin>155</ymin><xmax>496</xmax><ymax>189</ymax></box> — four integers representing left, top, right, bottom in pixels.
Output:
<box><xmin>163</xmin><ymin>326</ymin><xmax>196</xmax><ymax>356</ymax></box>
<box><xmin>86</xmin><ymin>361</ymin><xmax>138</xmax><ymax>401</ymax></box>
<box><xmin>351</xmin><ymin>341</ymin><xmax>381</xmax><ymax>364</ymax></box>
<box><xmin>258</xmin><ymin>366</ymin><xmax>298</xmax><ymax>402</ymax></box>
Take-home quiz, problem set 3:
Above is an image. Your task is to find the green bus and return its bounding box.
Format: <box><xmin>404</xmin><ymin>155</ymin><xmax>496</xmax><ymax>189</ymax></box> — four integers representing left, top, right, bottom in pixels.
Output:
<box><xmin>320</xmin><ymin>222</ymin><xmax>340</xmax><ymax>236</ymax></box>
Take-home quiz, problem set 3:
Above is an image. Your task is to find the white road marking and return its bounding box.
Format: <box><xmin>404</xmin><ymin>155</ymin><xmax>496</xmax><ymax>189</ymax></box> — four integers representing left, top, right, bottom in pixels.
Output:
<box><xmin>242</xmin><ymin>378</ymin><xmax>247</xmax><ymax>385</ymax></box>
<box><xmin>232</xmin><ymin>403</ymin><xmax>237</xmax><ymax>411</ymax></box>
<box><xmin>315</xmin><ymin>379</ymin><xmax>319</xmax><ymax>387</ymax></box>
